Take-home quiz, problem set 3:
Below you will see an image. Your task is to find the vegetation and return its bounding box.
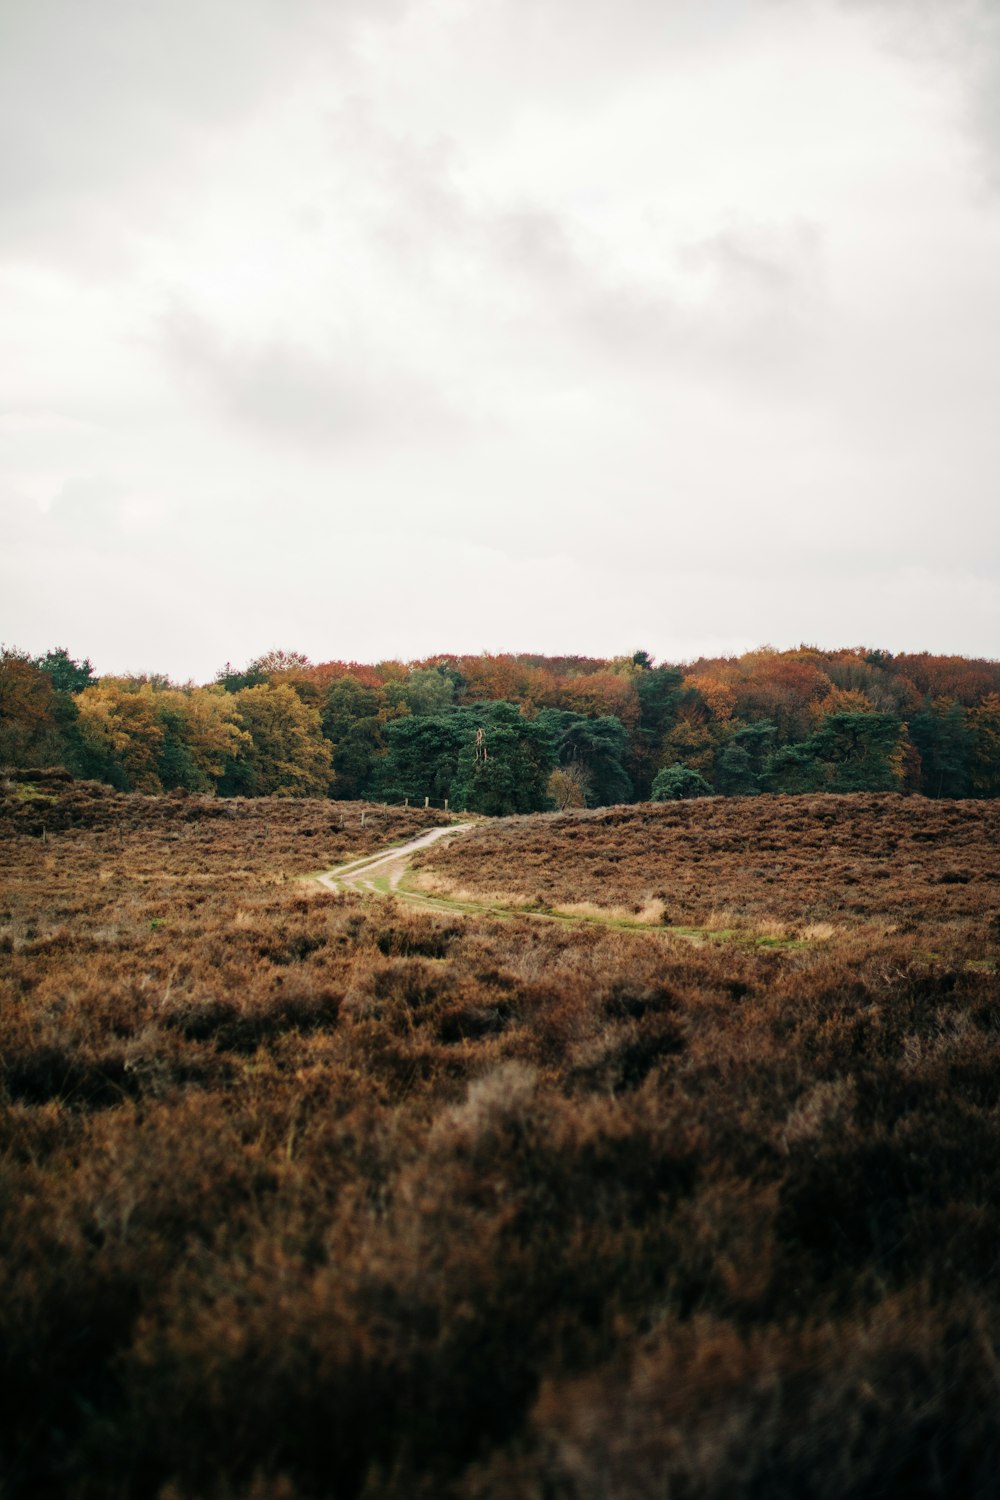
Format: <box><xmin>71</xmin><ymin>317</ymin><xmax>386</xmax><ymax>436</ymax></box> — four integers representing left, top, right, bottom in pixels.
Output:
<box><xmin>650</xmin><ymin>763</ymin><xmax>714</xmax><ymax>800</ymax></box>
<box><xmin>414</xmin><ymin>792</ymin><xmax>1000</xmax><ymax>930</ymax></box>
<box><xmin>3</xmin><ymin>645</ymin><xmax>999</xmax><ymax>804</ymax></box>
<box><xmin>2</xmin><ymin>779</ymin><xmax>999</xmax><ymax>1497</ymax></box>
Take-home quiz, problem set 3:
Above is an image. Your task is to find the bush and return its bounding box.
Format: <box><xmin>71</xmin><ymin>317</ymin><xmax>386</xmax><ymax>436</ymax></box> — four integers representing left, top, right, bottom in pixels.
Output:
<box><xmin>650</xmin><ymin>763</ymin><xmax>714</xmax><ymax>800</ymax></box>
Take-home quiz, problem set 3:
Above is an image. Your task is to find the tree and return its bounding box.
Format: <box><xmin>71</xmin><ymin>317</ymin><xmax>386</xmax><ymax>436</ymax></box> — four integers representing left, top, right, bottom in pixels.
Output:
<box><xmin>557</xmin><ymin>672</ymin><xmax>640</xmax><ymax>729</ymax></box>
<box><xmin>254</xmin><ymin>649</ymin><xmax>313</xmax><ymax>676</ymax></box>
<box><xmin>75</xmin><ymin>683</ymin><xmax>165</xmax><ymax>791</ymax></box>
<box><xmin>399</xmin><ymin>667</ymin><xmax>456</xmax><ymax>716</ymax></box>
<box><xmin>0</xmin><ymin>648</ymin><xmax>66</xmax><ymax>767</ymax></box>
<box><xmin>661</xmin><ymin>718</ymin><xmax>718</xmax><ymax>782</ymax></box>
<box><xmin>223</xmin><ymin>684</ymin><xmax>333</xmax><ymax>796</ymax></box>
<box><xmin>969</xmin><ymin>694</ymin><xmax>1000</xmax><ymax>798</ymax></box>
<box><xmin>215</xmin><ymin>660</ymin><xmax>268</xmax><ymax>693</ymax></box>
<box><xmin>152</xmin><ymin>689</ymin><xmax>250</xmax><ymax>792</ymax></box>
<box><xmin>650</xmin><ymin>764</ymin><xmax>714</xmax><ymax>801</ymax></box>
<box><xmin>376</xmin><ymin>713</ymin><xmax>469</xmax><ymax>804</ymax></box>
<box><xmin>732</xmin><ymin>652</ymin><xmax>829</xmax><ymax>742</ymax></box>
<box><xmin>909</xmin><ymin>700</ymin><xmax>972</xmax><ymax>798</ymax></box>
<box><xmin>536</xmin><ymin>710</ymin><xmax>632</xmax><ymax>806</ymax></box>
<box><xmin>714</xmin><ymin>722</ymin><xmax>777</xmax><ymax>796</ymax></box>
<box><xmin>548</xmin><ymin>764</ymin><xmax>590</xmax><ymax>809</ymax></box>
<box><xmin>628</xmin><ymin>664</ymin><xmax>685</xmax><ymax>798</ymax></box>
<box><xmin>35</xmin><ymin>647</ymin><xmax>95</xmax><ymax>695</ymax></box>
<box><xmin>765</xmin><ymin>713</ymin><xmax>905</xmax><ymax>794</ymax></box>
<box><xmin>452</xmin><ymin>703</ymin><xmax>556</xmax><ymax>815</ymax></box>
<box><xmin>321</xmin><ymin>677</ymin><xmax>394</xmax><ymax>800</ymax></box>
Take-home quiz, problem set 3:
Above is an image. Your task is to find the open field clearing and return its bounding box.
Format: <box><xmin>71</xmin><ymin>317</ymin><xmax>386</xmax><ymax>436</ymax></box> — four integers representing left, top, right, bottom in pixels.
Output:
<box><xmin>414</xmin><ymin>794</ymin><xmax>1000</xmax><ymax>950</ymax></box>
<box><xmin>2</xmin><ymin>786</ymin><xmax>1000</xmax><ymax>1498</ymax></box>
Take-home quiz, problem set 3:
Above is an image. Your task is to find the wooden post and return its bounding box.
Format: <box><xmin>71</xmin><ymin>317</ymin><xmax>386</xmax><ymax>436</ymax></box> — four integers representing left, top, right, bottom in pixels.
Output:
<box><xmin>444</xmin><ymin>798</ymin><xmax>449</xmax><ymax>812</ymax></box>
<box><xmin>404</xmin><ymin>797</ymin><xmax>409</xmax><ymax>807</ymax></box>
<box><xmin>424</xmin><ymin>796</ymin><xmax>429</xmax><ymax>808</ymax></box>
<box><xmin>361</xmin><ymin>810</ymin><xmax>366</xmax><ymax>828</ymax></box>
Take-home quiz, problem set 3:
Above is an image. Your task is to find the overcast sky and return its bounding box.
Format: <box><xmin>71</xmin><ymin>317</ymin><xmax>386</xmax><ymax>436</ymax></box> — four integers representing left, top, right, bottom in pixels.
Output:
<box><xmin>2</xmin><ymin>0</ymin><xmax>998</xmax><ymax>681</ymax></box>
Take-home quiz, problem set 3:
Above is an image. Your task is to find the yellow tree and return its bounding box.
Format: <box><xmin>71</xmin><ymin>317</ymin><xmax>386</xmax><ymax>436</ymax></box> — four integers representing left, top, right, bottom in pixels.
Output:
<box><xmin>230</xmin><ymin>684</ymin><xmax>334</xmax><ymax>796</ymax></box>
<box><xmin>969</xmin><ymin>694</ymin><xmax>1000</xmax><ymax>797</ymax></box>
<box><xmin>661</xmin><ymin>719</ymin><xmax>719</xmax><ymax>781</ymax></box>
<box><xmin>75</xmin><ymin>683</ymin><xmax>164</xmax><ymax>791</ymax></box>
<box><xmin>154</xmin><ymin>687</ymin><xmax>251</xmax><ymax>790</ymax></box>
<box><xmin>807</xmin><ymin>686</ymin><xmax>878</xmax><ymax>730</ymax></box>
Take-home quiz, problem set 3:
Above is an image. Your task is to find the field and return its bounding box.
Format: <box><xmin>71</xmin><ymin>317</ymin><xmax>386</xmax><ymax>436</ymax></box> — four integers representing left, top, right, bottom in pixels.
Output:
<box><xmin>412</xmin><ymin>794</ymin><xmax>1000</xmax><ymax>942</ymax></box>
<box><xmin>2</xmin><ymin>783</ymin><xmax>1000</xmax><ymax>1498</ymax></box>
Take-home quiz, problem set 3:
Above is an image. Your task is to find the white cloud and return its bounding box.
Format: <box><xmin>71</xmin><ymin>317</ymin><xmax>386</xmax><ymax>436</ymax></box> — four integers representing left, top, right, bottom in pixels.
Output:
<box><xmin>1</xmin><ymin>0</ymin><xmax>998</xmax><ymax>677</ymax></box>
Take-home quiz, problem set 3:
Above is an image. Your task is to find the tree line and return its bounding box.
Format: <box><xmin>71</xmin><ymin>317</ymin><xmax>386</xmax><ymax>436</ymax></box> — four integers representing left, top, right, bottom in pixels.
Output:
<box><xmin>2</xmin><ymin>644</ymin><xmax>999</xmax><ymax>810</ymax></box>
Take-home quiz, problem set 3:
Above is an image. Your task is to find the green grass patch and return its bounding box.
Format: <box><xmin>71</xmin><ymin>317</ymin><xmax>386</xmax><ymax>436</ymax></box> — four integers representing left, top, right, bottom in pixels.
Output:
<box><xmin>11</xmin><ymin>784</ymin><xmax>57</xmax><ymax>804</ymax></box>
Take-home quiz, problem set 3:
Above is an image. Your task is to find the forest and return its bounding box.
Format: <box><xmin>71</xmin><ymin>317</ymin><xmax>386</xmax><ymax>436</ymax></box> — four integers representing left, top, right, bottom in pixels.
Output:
<box><xmin>2</xmin><ymin>643</ymin><xmax>999</xmax><ymax>811</ymax></box>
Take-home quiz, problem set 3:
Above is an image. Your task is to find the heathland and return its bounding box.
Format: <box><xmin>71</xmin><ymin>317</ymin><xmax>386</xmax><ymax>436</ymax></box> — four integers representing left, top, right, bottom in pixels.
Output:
<box><xmin>2</xmin><ymin>780</ymin><xmax>999</xmax><ymax>1498</ymax></box>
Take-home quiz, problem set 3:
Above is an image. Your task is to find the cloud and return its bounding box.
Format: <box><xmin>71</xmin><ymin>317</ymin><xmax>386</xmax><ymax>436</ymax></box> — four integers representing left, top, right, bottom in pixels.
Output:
<box><xmin>0</xmin><ymin>0</ymin><xmax>405</xmax><ymax>270</ymax></box>
<box><xmin>838</xmin><ymin>0</ymin><xmax>1000</xmax><ymax>188</ymax></box>
<box><xmin>156</xmin><ymin>299</ymin><xmax>460</xmax><ymax>446</ymax></box>
<box><xmin>319</xmin><ymin>99</ymin><xmax>828</xmax><ymax>401</ymax></box>
<box><xmin>1</xmin><ymin>0</ymin><xmax>998</xmax><ymax>674</ymax></box>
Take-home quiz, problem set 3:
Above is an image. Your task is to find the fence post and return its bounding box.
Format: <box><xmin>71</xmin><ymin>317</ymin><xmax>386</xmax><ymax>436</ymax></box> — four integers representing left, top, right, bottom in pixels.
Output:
<box><xmin>404</xmin><ymin>797</ymin><xmax>409</xmax><ymax>807</ymax></box>
<box><xmin>424</xmin><ymin>796</ymin><xmax>429</xmax><ymax>808</ymax></box>
<box><xmin>361</xmin><ymin>810</ymin><xmax>366</xmax><ymax>827</ymax></box>
<box><xmin>444</xmin><ymin>798</ymin><xmax>449</xmax><ymax>812</ymax></box>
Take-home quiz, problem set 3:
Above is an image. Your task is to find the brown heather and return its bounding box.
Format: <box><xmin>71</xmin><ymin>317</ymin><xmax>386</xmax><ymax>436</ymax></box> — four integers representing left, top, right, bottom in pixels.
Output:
<box><xmin>415</xmin><ymin>793</ymin><xmax>1000</xmax><ymax>938</ymax></box>
<box><xmin>2</xmin><ymin>784</ymin><xmax>1000</xmax><ymax>1499</ymax></box>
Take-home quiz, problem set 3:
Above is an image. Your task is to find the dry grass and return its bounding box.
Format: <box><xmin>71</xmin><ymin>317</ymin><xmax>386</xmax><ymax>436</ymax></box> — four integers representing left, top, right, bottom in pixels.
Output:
<box><xmin>2</xmin><ymin>784</ymin><xmax>1000</xmax><ymax>1498</ymax></box>
<box><xmin>416</xmin><ymin>793</ymin><xmax>1000</xmax><ymax>948</ymax></box>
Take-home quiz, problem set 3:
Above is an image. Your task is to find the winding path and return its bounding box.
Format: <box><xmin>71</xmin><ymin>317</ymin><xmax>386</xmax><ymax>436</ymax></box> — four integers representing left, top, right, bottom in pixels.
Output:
<box><xmin>310</xmin><ymin>822</ymin><xmax>815</xmax><ymax>948</ymax></box>
<box><xmin>313</xmin><ymin>823</ymin><xmax>474</xmax><ymax>898</ymax></box>
<box><xmin>310</xmin><ymin>821</ymin><xmax>699</xmax><ymax>935</ymax></box>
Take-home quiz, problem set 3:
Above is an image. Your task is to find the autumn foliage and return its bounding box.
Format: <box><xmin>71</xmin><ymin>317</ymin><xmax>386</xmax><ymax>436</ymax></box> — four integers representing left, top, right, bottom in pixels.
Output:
<box><xmin>2</xmin><ymin>645</ymin><xmax>1000</xmax><ymax>807</ymax></box>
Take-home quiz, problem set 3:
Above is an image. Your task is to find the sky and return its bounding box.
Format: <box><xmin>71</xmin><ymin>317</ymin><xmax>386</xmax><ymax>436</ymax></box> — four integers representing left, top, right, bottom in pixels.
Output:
<box><xmin>2</xmin><ymin>0</ymin><xmax>999</xmax><ymax>682</ymax></box>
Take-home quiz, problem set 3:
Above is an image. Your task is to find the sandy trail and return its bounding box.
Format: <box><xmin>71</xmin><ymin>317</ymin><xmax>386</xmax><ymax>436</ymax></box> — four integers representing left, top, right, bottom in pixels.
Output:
<box><xmin>310</xmin><ymin>821</ymin><xmax>819</xmax><ymax>949</ymax></box>
<box><xmin>313</xmin><ymin>823</ymin><xmax>474</xmax><ymax>896</ymax></box>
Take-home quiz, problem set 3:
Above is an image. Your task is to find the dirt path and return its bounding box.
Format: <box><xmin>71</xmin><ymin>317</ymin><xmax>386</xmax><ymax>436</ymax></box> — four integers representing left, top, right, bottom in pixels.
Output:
<box><xmin>310</xmin><ymin>823</ymin><xmax>732</xmax><ymax>941</ymax></box>
<box><xmin>309</xmin><ymin>825</ymin><xmax>997</xmax><ymax>962</ymax></box>
<box><xmin>313</xmin><ymin>823</ymin><xmax>475</xmax><ymax>897</ymax></box>
<box><xmin>311</xmin><ymin>823</ymin><xmax>816</xmax><ymax>949</ymax></box>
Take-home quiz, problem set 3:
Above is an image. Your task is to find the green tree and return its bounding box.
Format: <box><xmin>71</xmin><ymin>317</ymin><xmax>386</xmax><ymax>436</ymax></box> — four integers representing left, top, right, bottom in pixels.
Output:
<box><xmin>35</xmin><ymin>647</ymin><xmax>95</xmax><ymax>695</ymax></box>
<box><xmin>155</xmin><ymin>701</ymin><xmax>205</xmax><ymax>790</ymax></box>
<box><xmin>453</xmin><ymin>703</ymin><xmax>556</xmax><ymax>815</ymax></box>
<box><xmin>321</xmin><ymin>678</ymin><xmax>393</xmax><ymax>799</ymax></box>
<box><xmin>715</xmin><ymin>722</ymin><xmax>777</xmax><ymax>796</ymax></box>
<box><xmin>536</xmin><ymin>709</ymin><xmax>632</xmax><ymax>805</ymax></box>
<box><xmin>399</xmin><ymin>667</ymin><xmax>456</xmax><ymax>716</ymax></box>
<box><xmin>650</xmin><ymin>763</ymin><xmax>714</xmax><ymax>800</ymax></box>
<box><xmin>214</xmin><ymin>659</ymin><xmax>269</xmax><ymax>693</ymax></box>
<box><xmin>628</xmin><ymin>662</ymin><xmax>684</xmax><ymax>797</ymax></box>
<box><xmin>766</xmin><ymin>713</ymin><xmax>904</xmax><ymax>794</ymax></box>
<box><xmin>376</xmin><ymin>712</ymin><xmax>469</xmax><ymax>804</ymax></box>
<box><xmin>909</xmin><ymin>700</ymin><xmax>972</xmax><ymax>798</ymax></box>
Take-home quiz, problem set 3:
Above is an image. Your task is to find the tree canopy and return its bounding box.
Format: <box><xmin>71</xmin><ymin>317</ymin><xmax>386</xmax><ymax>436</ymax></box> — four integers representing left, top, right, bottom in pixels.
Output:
<box><xmin>2</xmin><ymin>644</ymin><xmax>999</xmax><ymax>804</ymax></box>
